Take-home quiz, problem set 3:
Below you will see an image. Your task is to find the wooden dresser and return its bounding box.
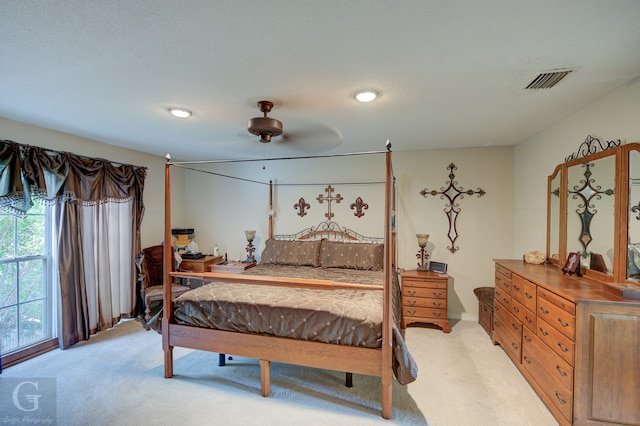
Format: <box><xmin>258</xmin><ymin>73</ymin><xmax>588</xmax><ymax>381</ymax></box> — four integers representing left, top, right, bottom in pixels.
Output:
<box><xmin>493</xmin><ymin>259</ymin><xmax>640</xmax><ymax>426</ymax></box>
<box><xmin>400</xmin><ymin>270</ymin><xmax>450</xmax><ymax>333</ymax></box>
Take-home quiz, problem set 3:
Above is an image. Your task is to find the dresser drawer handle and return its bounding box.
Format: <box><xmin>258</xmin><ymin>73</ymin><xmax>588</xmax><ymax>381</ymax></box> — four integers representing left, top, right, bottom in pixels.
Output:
<box><xmin>513</xmin><ymin>285</ymin><xmax>520</xmax><ymax>292</ymax></box>
<box><xmin>408</xmin><ymin>290</ymin><xmax>417</xmax><ymax>296</ymax></box>
<box><xmin>554</xmin><ymin>391</ymin><xmax>567</xmax><ymax>405</ymax></box>
<box><xmin>407</xmin><ymin>299</ymin><xmax>417</xmax><ymax>306</ymax></box>
<box><xmin>432</xmin><ymin>311</ymin><xmax>442</xmax><ymax>318</ymax></box>
<box><xmin>539</xmin><ymin>307</ymin><xmax>549</xmax><ymax>314</ymax></box>
<box><xmin>431</xmin><ymin>291</ymin><xmax>443</xmax><ymax>297</ymax></box>
<box><xmin>524</xmin><ymin>335</ymin><xmax>532</xmax><ymax>343</ymax></box>
<box><xmin>512</xmin><ymin>306</ymin><xmax>520</xmax><ymax>313</ymax></box>
<box><xmin>525</xmin><ymin>292</ymin><xmax>533</xmax><ymax>300</ymax></box>
<box><xmin>407</xmin><ymin>310</ymin><xmax>416</xmax><ymax>315</ymax></box>
<box><xmin>557</xmin><ymin>342</ymin><xmax>569</xmax><ymax>353</ymax></box>
<box><xmin>511</xmin><ymin>343</ymin><xmax>519</xmax><ymax>350</ymax></box>
<box><xmin>525</xmin><ymin>315</ymin><xmax>533</xmax><ymax>324</ymax></box>
<box><xmin>558</xmin><ymin>318</ymin><xmax>570</xmax><ymax>327</ymax></box>
<box><xmin>523</xmin><ymin>355</ymin><xmax>531</xmax><ymax>364</ymax></box>
<box><xmin>539</xmin><ymin>327</ymin><xmax>549</xmax><ymax>336</ymax></box>
<box><xmin>511</xmin><ymin>323</ymin><xmax>518</xmax><ymax>331</ymax></box>
<box><xmin>556</xmin><ymin>365</ymin><xmax>568</xmax><ymax>377</ymax></box>
<box><xmin>432</xmin><ymin>302</ymin><xmax>442</xmax><ymax>308</ymax></box>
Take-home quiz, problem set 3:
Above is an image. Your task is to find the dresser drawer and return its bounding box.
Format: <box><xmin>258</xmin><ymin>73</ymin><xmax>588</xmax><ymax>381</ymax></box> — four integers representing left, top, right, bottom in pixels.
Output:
<box><xmin>403</xmin><ymin>286</ymin><xmax>446</xmax><ymax>299</ymax></box>
<box><xmin>494</xmin><ymin>287</ymin><xmax>511</xmax><ymax>309</ymax></box>
<box><xmin>538</xmin><ymin>296</ymin><xmax>576</xmax><ymax>340</ymax></box>
<box><xmin>495</xmin><ymin>271</ymin><xmax>511</xmax><ymax>294</ymax></box>
<box><xmin>403</xmin><ymin>296</ymin><xmax>446</xmax><ymax>309</ymax></box>
<box><xmin>402</xmin><ymin>278</ymin><xmax>447</xmax><ymax>290</ymax></box>
<box><xmin>523</xmin><ymin>331</ymin><xmax>573</xmax><ymax>392</ymax></box>
<box><xmin>537</xmin><ymin>318</ymin><xmax>575</xmax><ymax>366</ymax></box>
<box><xmin>402</xmin><ymin>306</ymin><xmax>447</xmax><ymax>319</ymax></box>
<box><xmin>522</xmin><ymin>279</ymin><xmax>537</xmax><ymax>312</ymax></box>
<box><xmin>511</xmin><ymin>299</ymin><xmax>536</xmax><ymax>332</ymax></box>
<box><xmin>494</xmin><ymin>302</ymin><xmax>521</xmax><ymax>339</ymax></box>
<box><xmin>493</xmin><ymin>315</ymin><xmax>522</xmax><ymax>363</ymax></box>
<box><xmin>538</xmin><ymin>287</ymin><xmax>575</xmax><ymax>315</ymax></box>
<box><xmin>510</xmin><ymin>274</ymin><xmax>524</xmax><ymax>303</ymax></box>
<box><xmin>495</xmin><ymin>264</ymin><xmax>512</xmax><ymax>280</ymax></box>
<box><xmin>522</xmin><ymin>336</ymin><xmax>573</xmax><ymax>423</ymax></box>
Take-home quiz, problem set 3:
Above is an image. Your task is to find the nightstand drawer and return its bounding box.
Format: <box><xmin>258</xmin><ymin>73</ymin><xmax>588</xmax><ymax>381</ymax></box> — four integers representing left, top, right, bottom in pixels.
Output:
<box><xmin>403</xmin><ymin>296</ymin><xmax>446</xmax><ymax>310</ymax></box>
<box><xmin>403</xmin><ymin>306</ymin><xmax>447</xmax><ymax>319</ymax></box>
<box><xmin>402</xmin><ymin>286</ymin><xmax>446</xmax><ymax>299</ymax></box>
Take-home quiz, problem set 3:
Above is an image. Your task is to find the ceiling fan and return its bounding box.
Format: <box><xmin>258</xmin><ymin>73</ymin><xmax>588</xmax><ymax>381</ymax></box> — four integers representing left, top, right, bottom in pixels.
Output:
<box><xmin>245</xmin><ymin>100</ymin><xmax>343</xmax><ymax>150</ymax></box>
<box><xmin>247</xmin><ymin>100</ymin><xmax>283</xmax><ymax>143</ymax></box>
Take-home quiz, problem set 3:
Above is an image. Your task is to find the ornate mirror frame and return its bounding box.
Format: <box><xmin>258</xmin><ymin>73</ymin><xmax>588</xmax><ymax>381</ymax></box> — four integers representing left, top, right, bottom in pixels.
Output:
<box><xmin>547</xmin><ymin>139</ymin><xmax>640</xmax><ymax>291</ymax></box>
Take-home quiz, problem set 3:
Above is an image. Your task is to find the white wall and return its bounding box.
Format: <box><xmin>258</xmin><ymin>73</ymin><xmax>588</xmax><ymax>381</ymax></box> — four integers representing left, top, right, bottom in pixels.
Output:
<box><xmin>0</xmin><ymin>117</ymin><xmax>174</xmax><ymax>248</ymax></box>
<box><xmin>183</xmin><ymin>146</ymin><xmax>515</xmax><ymax>321</ymax></box>
<box><xmin>514</xmin><ymin>76</ymin><xmax>640</xmax><ymax>257</ymax></box>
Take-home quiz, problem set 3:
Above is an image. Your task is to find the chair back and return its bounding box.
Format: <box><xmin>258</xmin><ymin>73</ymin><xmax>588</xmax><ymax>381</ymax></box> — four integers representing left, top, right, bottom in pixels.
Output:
<box><xmin>142</xmin><ymin>245</ymin><xmax>165</xmax><ymax>290</ymax></box>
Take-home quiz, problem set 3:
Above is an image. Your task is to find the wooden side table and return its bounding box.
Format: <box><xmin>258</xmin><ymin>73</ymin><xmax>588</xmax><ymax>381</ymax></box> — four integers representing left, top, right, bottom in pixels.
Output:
<box><xmin>210</xmin><ymin>261</ymin><xmax>256</xmax><ymax>273</ymax></box>
<box><xmin>400</xmin><ymin>269</ymin><xmax>451</xmax><ymax>333</ymax></box>
<box><xmin>180</xmin><ymin>255</ymin><xmax>223</xmax><ymax>272</ymax></box>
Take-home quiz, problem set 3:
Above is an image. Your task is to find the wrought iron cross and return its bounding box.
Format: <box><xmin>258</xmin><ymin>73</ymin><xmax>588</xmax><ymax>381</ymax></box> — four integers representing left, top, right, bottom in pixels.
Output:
<box><xmin>317</xmin><ymin>185</ymin><xmax>343</xmax><ymax>219</ymax></box>
<box><xmin>420</xmin><ymin>163</ymin><xmax>486</xmax><ymax>253</ymax></box>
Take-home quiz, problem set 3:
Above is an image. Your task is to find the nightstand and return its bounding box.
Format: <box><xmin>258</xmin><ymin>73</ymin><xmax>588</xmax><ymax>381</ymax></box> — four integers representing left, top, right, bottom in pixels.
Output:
<box><xmin>400</xmin><ymin>269</ymin><xmax>451</xmax><ymax>333</ymax></box>
<box><xmin>210</xmin><ymin>262</ymin><xmax>256</xmax><ymax>273</ymax></box>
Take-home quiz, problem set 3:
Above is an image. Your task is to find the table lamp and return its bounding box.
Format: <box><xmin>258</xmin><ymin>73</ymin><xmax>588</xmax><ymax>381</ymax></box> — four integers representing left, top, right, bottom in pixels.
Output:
<box><xmin>416</xmin><ymin>233</ymin><xmax>430</xmax><ymax>271</ymax></box>
<box><xmin>244</xmin><ymin>230</ymin><xmax>256</xmax><ymax>263</ymax></box>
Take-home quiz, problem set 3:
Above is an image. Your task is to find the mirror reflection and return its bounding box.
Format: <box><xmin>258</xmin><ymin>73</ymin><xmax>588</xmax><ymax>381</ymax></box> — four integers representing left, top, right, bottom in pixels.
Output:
<box><xmin>566</xmin><ymin>155</ymin><xmax>615</xmax><ymax>274</ymax></box>
<box><xmin>548</xmin><ymin>169</ymin><xmax>561</xmax><ymax>264</ymax></box>
<box><xmin>628</xmin><ymin>149</ymin><xmax>640</xmax><ymax>280</ymax></box>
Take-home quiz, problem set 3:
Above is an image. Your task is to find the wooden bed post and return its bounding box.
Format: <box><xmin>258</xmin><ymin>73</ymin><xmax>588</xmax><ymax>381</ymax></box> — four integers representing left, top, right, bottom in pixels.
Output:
<box><xmin>163</xmin><ymin>159</ymin><xmax>174</xmax><ymax>378</ymax></box>
<box><xmin>381</xmin><ymin>149</ymin><xmax>394</xmax><ymax>419</ymax></box>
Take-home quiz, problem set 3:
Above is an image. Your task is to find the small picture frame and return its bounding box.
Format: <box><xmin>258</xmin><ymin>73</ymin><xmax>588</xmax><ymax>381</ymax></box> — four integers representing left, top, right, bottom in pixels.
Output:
<box><xmin>562</xmin><ymin>252</ymin><xmax>581</xmax><ymax>276</ymax></box>
<box><xmin>429</xmin><ymin>261</ymin><xmax>448</xmax><ymax>274</ymax></box>
<box><xmin>590</xmin><ymin>253</ymin><xmax>607</xmax><ymax>273</ymax></box>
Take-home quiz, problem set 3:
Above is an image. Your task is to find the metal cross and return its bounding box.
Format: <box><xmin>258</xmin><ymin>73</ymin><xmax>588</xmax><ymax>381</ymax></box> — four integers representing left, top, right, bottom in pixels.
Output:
<box><xmin>317</xmin><ymin>185</ymin><xmax>343</xmax><ymax>219</ymax></box>
<box><xmin>420</xmin><ymin>163</ymin><xmax>486</xmax><ymax>253</ymax></box>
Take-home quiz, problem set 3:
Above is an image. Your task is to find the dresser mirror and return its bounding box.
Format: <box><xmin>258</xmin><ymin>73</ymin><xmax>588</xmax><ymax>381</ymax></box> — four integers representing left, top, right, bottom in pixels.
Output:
<box><xmin>546</xmin><ymin>166</ymin><xmax>562</xmax><ymax>266</ymax></box>
<box><xmin>547</xmin><ymin>138</ymin><xmax>640</xmax><ymax>287</ymax></box>
<box><xmin>627</xmin><ymin>148</ymin><xmax>640</xmax><ymax>281</ymax></box>
<box><xmin>566</xmin><ymin>154</ymin><xmax>616</xmax><ymax>274</ymax></box>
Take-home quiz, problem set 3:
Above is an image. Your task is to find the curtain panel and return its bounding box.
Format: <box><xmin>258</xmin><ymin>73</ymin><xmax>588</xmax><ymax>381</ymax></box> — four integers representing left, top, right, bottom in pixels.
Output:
<box><xmin>0</xmin><ymin>140</ymin><xmax>147</xmax><ymax>347</ymax></box>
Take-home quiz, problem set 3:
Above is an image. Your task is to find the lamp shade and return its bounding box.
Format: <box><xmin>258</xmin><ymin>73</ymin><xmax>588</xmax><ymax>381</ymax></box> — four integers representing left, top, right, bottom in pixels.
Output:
<box><xmin>245</xmin><ymin>230</ymin><xmax>256</xmax><ymax>242</ymax></box>
<box><xmin>416</xmin><ymin>234</ymin><xmax>430</xmax><ymax>248</ymax></box>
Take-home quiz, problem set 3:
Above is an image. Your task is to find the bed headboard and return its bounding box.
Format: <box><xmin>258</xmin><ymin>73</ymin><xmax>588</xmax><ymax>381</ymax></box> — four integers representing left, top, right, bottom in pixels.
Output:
<box><xmin>273</xmin><ymin>220</ymin><xmax>383</xmax><ymax>244</ymax></box>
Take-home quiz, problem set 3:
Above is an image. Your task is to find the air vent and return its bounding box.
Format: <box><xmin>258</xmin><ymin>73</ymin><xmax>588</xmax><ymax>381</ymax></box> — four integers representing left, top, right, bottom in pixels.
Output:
<box><xmin>525</xmin><ymin>70</ymin><xmax>573</xmax><ymax>89</ymax></box>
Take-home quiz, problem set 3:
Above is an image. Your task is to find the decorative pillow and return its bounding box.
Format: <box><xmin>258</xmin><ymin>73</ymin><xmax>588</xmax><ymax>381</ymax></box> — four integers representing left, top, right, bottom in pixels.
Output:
<box><xmin>319</xmin><ymin>240</ymin><xmax>384</xmax><ymax>270</ymax></box>
<box><xmin>259</xmin><ymin>239</ymin><xmax>322</xmax><ymax>267</ymax></box>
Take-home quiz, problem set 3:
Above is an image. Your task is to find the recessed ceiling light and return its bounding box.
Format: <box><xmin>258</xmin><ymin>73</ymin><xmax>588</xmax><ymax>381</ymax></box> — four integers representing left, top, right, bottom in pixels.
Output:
<box><xmin>354</xmin><ymin>89</ymin><xmax>379</xmax><ymax>103</ymax></box>
<box><xmin>168</xmin><ymin>107</ymin><xmax>192</xmax><ymax>118</ymax></box>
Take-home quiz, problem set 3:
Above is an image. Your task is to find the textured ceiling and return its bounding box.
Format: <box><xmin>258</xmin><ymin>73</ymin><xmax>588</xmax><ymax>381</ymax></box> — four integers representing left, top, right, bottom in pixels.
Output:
<box><xmin>1</xmin><ymin>1</ymin><xmax>639</xmax><ymax>160</ymax></box>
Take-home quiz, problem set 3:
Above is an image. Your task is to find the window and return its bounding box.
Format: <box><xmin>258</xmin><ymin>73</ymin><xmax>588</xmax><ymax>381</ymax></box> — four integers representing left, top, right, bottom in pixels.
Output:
<box><xmin>0</xmin><ymin>203</ymin><xmax>55</xmax><ymax>359</ymax></box>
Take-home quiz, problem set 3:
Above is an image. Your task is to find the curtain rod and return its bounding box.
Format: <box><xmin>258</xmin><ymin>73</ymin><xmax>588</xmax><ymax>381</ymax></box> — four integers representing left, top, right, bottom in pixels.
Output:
<box><xmin>4</xmin><ymin>140</ymin><xmax>148</xmax><ymax>170</ymax></box>
<box><xmin>166</xmin><ymin>149</ymin><xmax>388</xmax><ymax>165</ymax></box>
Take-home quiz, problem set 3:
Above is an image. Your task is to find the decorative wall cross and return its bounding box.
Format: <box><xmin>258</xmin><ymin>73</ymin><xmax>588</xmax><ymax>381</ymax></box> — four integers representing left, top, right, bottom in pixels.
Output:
<box><xmin>317</xmin><ymin>185</ymin><xmax>343</xmax><ymax>219</ymax></box>
<box><xmin>568</xmin><ymin>162</ymin><xmax>614</xmax><ymax>255</ymax></box>
<box><xmin>420</xmin><ymin>163</ymin><xmax>486</xmax><ymax>253</ymax></box>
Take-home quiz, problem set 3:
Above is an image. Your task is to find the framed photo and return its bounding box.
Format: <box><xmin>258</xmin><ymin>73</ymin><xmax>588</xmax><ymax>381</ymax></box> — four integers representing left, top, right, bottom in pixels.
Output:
<box><xmin>562</xmin><ymin>252</ymin><xmax>581</xmax><ymax>276</ymax></box>
<box><xmin>590</xmin><ymin>253</ymin><xmax>607</xmax><ymax>273</ymax></box>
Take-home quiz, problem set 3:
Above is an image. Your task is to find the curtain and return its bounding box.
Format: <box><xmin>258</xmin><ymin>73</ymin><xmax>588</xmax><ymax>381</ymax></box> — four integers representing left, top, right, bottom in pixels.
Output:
<box><xmin>0</xmin><ymin>140</ymin><xmax>146</xmax><ymax>348</ymax></box>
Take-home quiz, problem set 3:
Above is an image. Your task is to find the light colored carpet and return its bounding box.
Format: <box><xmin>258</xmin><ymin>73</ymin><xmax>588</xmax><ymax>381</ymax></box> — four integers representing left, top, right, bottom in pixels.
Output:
<box><xmin>1</xmin><ymin>319</ymin><xmax>556</xmax><ymax>425</ymax></box>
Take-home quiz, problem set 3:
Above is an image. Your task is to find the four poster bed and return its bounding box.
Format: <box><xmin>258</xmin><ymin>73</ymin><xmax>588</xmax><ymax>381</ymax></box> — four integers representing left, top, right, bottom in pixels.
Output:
<box><xmin>157</xmin><ymin>149</ymin><xmax>415</xmax><ymax>419</ymax></box>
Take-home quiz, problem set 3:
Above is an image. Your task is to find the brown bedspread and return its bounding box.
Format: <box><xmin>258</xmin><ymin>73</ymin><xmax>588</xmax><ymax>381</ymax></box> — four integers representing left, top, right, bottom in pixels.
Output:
<box><xmin>172</xmin><ymin>265</ymin><xmax>395</xmax><ymax>348</ymax></box>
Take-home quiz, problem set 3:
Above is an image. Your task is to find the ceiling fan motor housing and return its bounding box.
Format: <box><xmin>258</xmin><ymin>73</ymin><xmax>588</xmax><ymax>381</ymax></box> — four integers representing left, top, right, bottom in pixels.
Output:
<box><xmin>248</xmin><ymin>100</ymin><xmax>283</xmax><ymax>143</ymax></box>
